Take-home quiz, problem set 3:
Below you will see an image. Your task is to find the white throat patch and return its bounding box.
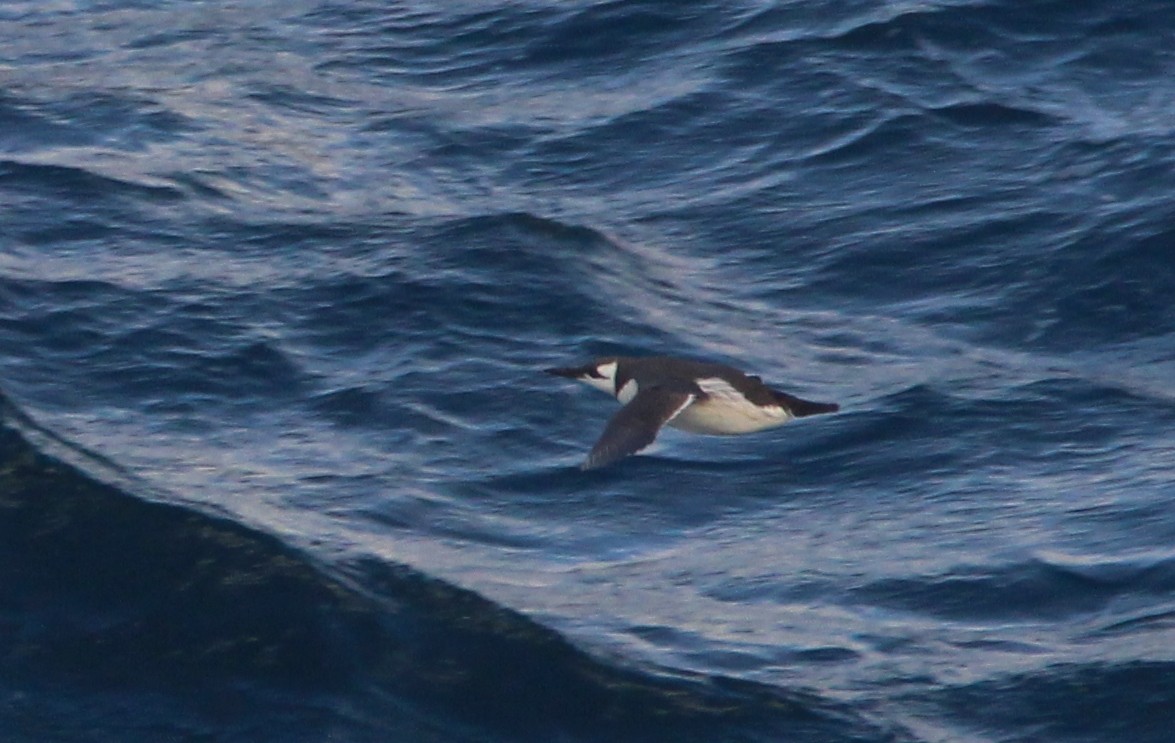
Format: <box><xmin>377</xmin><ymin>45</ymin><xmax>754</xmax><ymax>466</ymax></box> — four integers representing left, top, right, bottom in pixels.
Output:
<box><xmin>581</xmin><ymin>360</ymin><xmax>618</xmax><ymax>396</ymax></box>
<box><xmin>616</xmin><ymin>378</ymin><xmax>639</xmax><ymax>404</ymax></box>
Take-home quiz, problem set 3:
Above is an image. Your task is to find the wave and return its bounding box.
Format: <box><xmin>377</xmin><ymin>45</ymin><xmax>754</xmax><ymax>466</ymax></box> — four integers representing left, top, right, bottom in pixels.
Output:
<box><xmin>854</xmin><ymin>554</ymin><xmax>1175</xmax><ymax>622</ymax></box>
<box><xmin>0</xmin><ymin>159</ymin><xmax>183</xmax><ymax>203</ymax></box>
<box><xmin>0</xmin><ymin>388</ymin><xmax>896</xmax><ymax>742</ymax></box>
<box><xmin>918</xmin><ymin>660</ymin><xmax>1175</xmax><ymax>743</ymax></box>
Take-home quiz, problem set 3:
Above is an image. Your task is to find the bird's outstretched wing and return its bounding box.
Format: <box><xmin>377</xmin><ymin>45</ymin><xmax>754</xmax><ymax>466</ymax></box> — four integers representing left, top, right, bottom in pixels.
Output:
<box><xmin>582</xmin><ymin>387</ymin><xmax>695</xmax><ymax>470</ymax></box>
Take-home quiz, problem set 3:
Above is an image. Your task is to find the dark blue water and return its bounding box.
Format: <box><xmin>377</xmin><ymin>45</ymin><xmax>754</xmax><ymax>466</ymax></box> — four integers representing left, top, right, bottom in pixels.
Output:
<box><xmin>2</xmin><ymin>1</ymin><xmax>1174</xmax><ymax>741</ymax></box>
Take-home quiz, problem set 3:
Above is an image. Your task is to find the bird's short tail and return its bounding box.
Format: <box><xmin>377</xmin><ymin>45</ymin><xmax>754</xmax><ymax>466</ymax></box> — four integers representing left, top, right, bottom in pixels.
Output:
<box><xmin>776</xmin><ymin>391</ymin><xmax>839</xmax><ymax>417</ymax></box>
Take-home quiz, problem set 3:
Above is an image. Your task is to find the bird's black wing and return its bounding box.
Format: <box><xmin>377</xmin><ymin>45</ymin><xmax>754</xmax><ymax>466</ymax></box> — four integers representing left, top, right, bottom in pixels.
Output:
<box><xmin>582</xmin><ymin>387</ymin><xmax>695</xmax><ymax>470</ymax></box>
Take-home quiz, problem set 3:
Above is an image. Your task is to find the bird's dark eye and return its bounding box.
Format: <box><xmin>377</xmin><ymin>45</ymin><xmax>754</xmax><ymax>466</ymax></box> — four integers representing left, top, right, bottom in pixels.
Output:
<box><xmin>588</xmin><ymin>367</ymin><xmax>605</xmax><ymax>379</ymax></box>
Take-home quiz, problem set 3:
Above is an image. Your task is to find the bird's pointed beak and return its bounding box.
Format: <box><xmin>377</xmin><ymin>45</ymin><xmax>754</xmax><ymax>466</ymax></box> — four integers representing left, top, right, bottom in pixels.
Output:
<box><xmin>544</xmin><ymin>366</ymin><xmax>581</xmax><ymax>379</ymax></box>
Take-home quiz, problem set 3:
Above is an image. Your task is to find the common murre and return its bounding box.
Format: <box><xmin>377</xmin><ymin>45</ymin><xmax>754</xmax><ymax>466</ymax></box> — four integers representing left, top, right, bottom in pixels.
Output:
<box><xmin>545</xmin><ymin>355</ymin><xmax>839</xmax><ymax>469</ymax></box>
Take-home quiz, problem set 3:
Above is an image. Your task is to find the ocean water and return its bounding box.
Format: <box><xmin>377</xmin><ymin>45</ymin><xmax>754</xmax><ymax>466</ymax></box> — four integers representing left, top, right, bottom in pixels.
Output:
<box><xmin>2</xmin><ymin>1</ymin><xmax>1174</xmax><ymax>741</ymax></box>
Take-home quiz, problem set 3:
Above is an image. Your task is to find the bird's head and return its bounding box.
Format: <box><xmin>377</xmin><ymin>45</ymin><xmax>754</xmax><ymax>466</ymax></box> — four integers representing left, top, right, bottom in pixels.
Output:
<box><xmin>544</xmin><ymin>357</ymin><xmax>619</xmax><ymax>395</ymax></box>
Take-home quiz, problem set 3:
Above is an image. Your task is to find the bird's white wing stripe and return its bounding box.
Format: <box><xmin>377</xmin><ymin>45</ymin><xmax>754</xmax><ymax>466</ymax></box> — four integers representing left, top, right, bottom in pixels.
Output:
<box><xmin>664</xmin><ymin>393</ymin><xmax>695</xmax><ymax>422</ymax></box>
<box><xmin>696</xmin><ymin>377</ymin><xmax>785</xmax><ymax>414</ymax></box>
<box><xmin>695</xmin><ymin>377</ymin><xmax>740</xmax><ymax>399</ymax></box>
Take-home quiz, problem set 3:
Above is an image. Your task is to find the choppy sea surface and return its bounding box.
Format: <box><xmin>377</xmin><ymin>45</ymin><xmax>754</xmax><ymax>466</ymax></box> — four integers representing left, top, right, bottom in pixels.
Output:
<box><xmin>3</xmin><ymin>1</ymin><xmax>1174</xmax><ymax>741</ymax></box>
